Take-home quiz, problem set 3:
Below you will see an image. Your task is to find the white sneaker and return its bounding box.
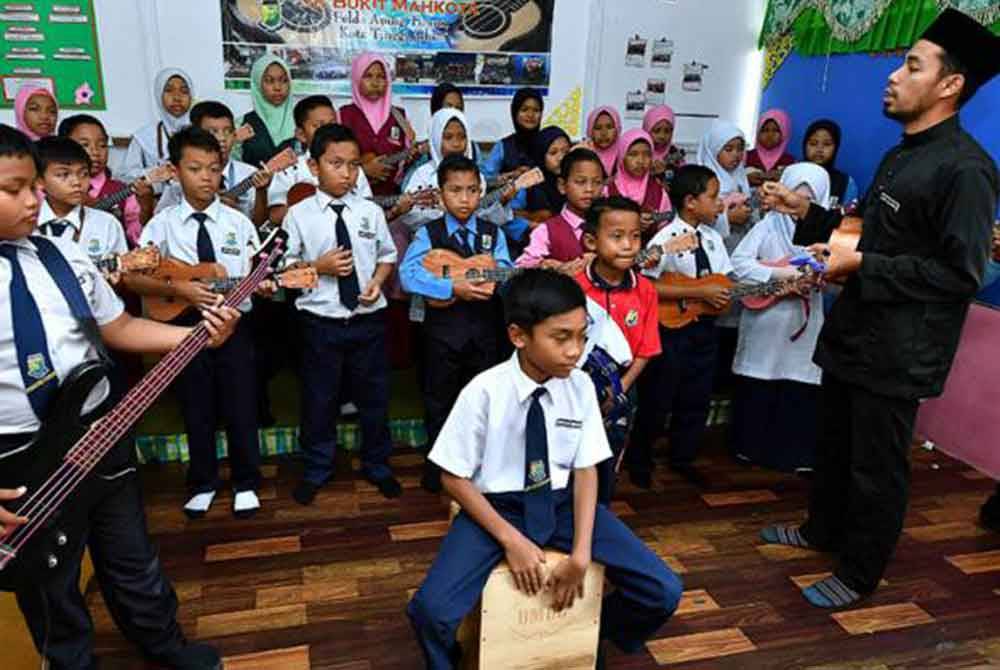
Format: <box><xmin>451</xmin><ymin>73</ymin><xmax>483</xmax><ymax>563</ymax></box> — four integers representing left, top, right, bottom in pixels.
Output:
<box><xmin>233</xmin><ymin>490</ymin><xmax>261</xmax><ymax>518</ymax></box>
<box><xmin>340</xmin><ymin>402</ymin><xmax>358</xmax><ymax>417</ymax></box>
<box><xmin>183</xmin><ymin>491</ymin><xmax>216</xmax><ymax>519</ymax></box>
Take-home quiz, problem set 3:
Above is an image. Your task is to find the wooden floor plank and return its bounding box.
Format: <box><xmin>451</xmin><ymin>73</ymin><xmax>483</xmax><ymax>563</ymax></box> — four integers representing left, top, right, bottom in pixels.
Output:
<box><xmin>223</xmin><ymin>645</ymin><xmax>310</xmax><ymax>670</ymax></box>
<box><xmin>646</xmin><ymin>627</ymin><xmax>756</xmax><ymax>664</ymax></box>
<box><xmin>675</xmin><ymin>589</ymin><xmax>721</xmax><ymax>616</ymax></box>
<box><xmin>204</xmin><ymin>535</ymin><xmax>302</xmax><ymax>563</ymax></box>
<box><xmin>702</xmin><ymin>490</ymin><xmax>779</xmax><ymax>507</ymax></box>
<box><xmin>197</xmin><ymin>604</ymin><xmax>307</xmax><ymax>638</ymax></box>
<box><xmin>256</xmin><ymin>581</ymin><xmax>360</xmax><ymax>608</ymax></box>
<box><xmin>388</xmin><ymin>520</ymin><xmax>450</xmax><ymax>542</ymax></box>
<box><xmin>945</xmin><ymin>549</ymin><xmax>1000</xmax><ymax>575</ymax></box>
<box><xmin>832</xmin><ymin>603</ymin><xmax>934</xmax><ymax>636</ymax></box>
<box><xmin>756</xmin><ymin>543</ymin><xmax>820</xmax><ymax>561</ymax></box>
<box><xmin>904</xmin><ymin>522</ymin><xmax>988</xmax><ymax>543</ymax></box>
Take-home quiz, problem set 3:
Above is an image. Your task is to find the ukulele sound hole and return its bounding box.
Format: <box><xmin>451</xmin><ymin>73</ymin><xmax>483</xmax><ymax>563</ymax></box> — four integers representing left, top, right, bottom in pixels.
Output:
<box><xmin>462</xmin><ymin>5</ymin><xmax>509</xmax><ymax>39</ymax></box>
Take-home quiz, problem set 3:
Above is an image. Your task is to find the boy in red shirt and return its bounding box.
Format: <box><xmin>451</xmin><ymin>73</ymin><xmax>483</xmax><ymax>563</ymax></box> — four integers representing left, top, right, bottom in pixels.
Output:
<box><xmin>575</xmin><ymin>196</ymin><xmax>661</xmax><ymax>502</ymax></box>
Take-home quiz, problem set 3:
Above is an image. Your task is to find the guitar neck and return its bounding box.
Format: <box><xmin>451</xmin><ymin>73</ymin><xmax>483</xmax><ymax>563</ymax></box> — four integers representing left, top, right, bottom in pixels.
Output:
<box><xmin>729</xmin><ymin>278</ymin><xmax>789</xmax><ymax>300</ymax></box>
<box><xmin>370</xmin><ymin>193</ymin><xmax>402</xmax><ymax>209</ymax></box>
<box><xmin>66</xmin><ymin>255</ymin><xmax>274</xmax><ymax>467</ymax></box>
<box><xmin>478</xmin><ymin>184</ymin><xmax>509</xmax><ymax>212</ymax></box>
<box><xmin>221</xmin><ymin>174</ymin><xmax>258</xmax><ymax>200</ymax></box>
<box><xmin>93</xmin><ymin>255</ymin><xmax>120</xmax><ymax>275</ymax></box>
<box><xmin>92</xmin><ymin>185</ymin><xmax>133</xmax><ymax>211</ymax></box>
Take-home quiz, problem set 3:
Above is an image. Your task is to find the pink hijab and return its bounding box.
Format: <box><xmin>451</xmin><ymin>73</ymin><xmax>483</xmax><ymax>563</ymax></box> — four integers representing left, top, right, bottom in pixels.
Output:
<box><xmin>14</xmin><ymin>86</ymin><xmax>57</xmax><ymax>141</ymax></box>
<box><xmin>586</xmin><ymin>106</ymin><xmax>622</xmax><ymax>177</ymax></box>
<box><xmin>350</xmin><ymin>52</ymin><xmax>394</xmax><ymax>134</ymax></box>
<box><xmin>642</xmin><ymin>105</ymin><xmax>676</xmax><ymax>161</ymax></box>
<box><xmin>754</xmin><ymin>108</ymin><xmax>792</xmax><ymax>172</ymax></box>
<box><xmin>612</xmin><ymin>129</ymin><xmax>654</xmax><ymax>203</ymax></box>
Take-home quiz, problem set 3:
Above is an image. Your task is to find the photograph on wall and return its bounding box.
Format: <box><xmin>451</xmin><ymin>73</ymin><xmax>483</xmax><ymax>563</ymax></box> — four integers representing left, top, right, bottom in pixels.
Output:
<box><xmin>646</xmin><ymin>78</ymin><xmax>666</xmax><ymax>105</ymax></box>
<box><xmin>650</xmin><ymin>38</ymin><xmax>674</xmax><ymax>68</ymax></box>
<box><xmin>1</xmin><ymin>0</ymin><xmax>105</xmax><ymax>110</ymax></box>
<box><xmin>682</xmin><ymin>60</ymin><xmax>709</xmax><ymax>92</ymax></box>
<box><xmin>220</xmin><ymin>0</ymin><xmax>555</xmax><ymax>96</ymax></box>
<box><xmin>625</xmin><ymin>34</ymin><xmax>647</xmax><ymax>67</ymax></box>
<box><xmin>625</xmin><ymin>89</ymin><xmax>646</xmax><ymax>119</ymax></box>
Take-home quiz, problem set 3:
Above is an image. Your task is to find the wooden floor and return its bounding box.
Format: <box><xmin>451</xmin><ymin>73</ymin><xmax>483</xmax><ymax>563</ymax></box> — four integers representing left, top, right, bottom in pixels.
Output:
<box><xmin>81</xmin><ymin>431</ymin><xmax>1000</xmax><ymax>669</ymax></box>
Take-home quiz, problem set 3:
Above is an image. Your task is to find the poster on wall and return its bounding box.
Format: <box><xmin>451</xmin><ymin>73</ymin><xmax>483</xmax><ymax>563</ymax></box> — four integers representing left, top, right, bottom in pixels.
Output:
<box><xmin>0</xmin><ymin>0</ymin><xmax>106</xmax><ymax>110</ymax></box>
<box><xmin>220</xmin><ymin>0</ymin><xmax>555</xmax><ymax>97</ymax></box>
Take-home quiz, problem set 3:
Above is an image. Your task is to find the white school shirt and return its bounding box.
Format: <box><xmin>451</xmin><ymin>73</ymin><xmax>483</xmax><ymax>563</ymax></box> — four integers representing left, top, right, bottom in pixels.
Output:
<box><xmin>267</xmin><ymin>154</ymin><xmax>373</xmax><ymax>209</ymax></box>
<box><xmin>397</xmin><ymin>160</ymin><xmax>508</xmax><ymax>233</ymax></box>
<box><xmin>429</xmin><ymin>353</ymin><xmax>613</xmax><ymax>494</ymax></box>
<box><xmin>730</xmin><ymin>216</ymin><xmax>823</xmax><ymax>385</ymax></box>
<box><xmin>37</xmin><ymin>202</ymin><xmax>128</xmax><ymax>260</ymax></box>
<box><xmin>139</xmin><ymin>197</ymin><xmax>261</xmax><ymax>312</ymax></box>
<box><xmin>642</xmin><ymin>216</ymin><xmax>733</xmax><ymax>280</ymax></box>
<box><xmin>121</xmin><ymin>121</ymin><xmax>169</xmax><ymax>192</ymax></box>
<box><xmin>0</xmin><ymin>237</ymin><xmax>124</xmax><ymax>436</ymax></box>
<box><xmin>156</xmin><ymin>160</ymin><xmax>258</xmax><ymax>221</ymax></box>
<box><xmin>283</xmin><ymin>189</ymin><xmax>397</xmax><ymax>319</ymax></box>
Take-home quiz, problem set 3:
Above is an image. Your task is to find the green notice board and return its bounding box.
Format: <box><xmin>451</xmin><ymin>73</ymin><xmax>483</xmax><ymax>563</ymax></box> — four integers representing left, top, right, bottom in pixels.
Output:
<box><xmin>0</xmin><ymin>0</ymin><xmax>105</xmax><ymax>110</ymax></box>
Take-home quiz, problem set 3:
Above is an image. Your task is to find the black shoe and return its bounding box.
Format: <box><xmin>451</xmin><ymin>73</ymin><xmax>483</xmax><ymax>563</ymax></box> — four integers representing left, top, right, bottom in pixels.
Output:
<box><xmin>369</xmin><ymin>474</ymin><xmax>403</xmax><ymax>499</ymax></box>
<box><xmin>152</xmin><ymin>642</ymin><xmax>221</xmax><ymax>670</ymax></box>
<box><xmin>421</xmin><ymin>461</ymin><xmax>442</xmax><ymax>493</ymax></box>
<box><xmin>670</xmin><ymin>463</ymin><xmax>711</xmax><ymax>489</ymax></box>
<box><xmin>981</xmin><ymin>491</ymin><xmax>1000</xmax><ymax>533</ymax></box>
<box><xmin>628</xmin><ymin>469</ymin><xmax>653</xmax><ymax>490</ymax></box>
<box><xmin>292</xmin><ymin>480</ymin><xmax>320</xmax><ymax>506</ymax></box>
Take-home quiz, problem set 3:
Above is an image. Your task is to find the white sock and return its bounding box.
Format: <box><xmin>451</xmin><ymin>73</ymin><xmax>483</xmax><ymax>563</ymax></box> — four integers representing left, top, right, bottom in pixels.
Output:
<box><xmin>184</xmin><ymin>491</ymin><xmax>216</xmax><ymax>514</ymax></box>
<box><xmin>233</xmin><ymin>490</ymin><xmax>261</xmax><ymax>513</ymax></box>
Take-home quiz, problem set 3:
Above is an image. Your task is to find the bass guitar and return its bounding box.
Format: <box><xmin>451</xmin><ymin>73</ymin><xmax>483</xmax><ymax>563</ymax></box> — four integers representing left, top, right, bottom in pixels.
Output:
<box><xmin>656</xmin><ymin>272</ymin><xmax>810</xmax><ymax>329</ymax></box>
<box><xmin>0</xmin><ymin>229</ymin><xmax>291</xmax><ymax>590</ymax></box>
<box><xmin>90</xmin><ymin>165</ymin><xmax>173</xmax><ymax>212</ymax></box>
<box><xmin>143</xmin><ymin>257</ymin><xmax>318</xmax><ymax>322</ymax></box>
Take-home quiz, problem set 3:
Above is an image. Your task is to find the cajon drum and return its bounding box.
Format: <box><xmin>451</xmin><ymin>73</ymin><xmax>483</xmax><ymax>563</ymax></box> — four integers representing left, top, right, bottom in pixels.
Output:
<box><xmin>449</xmin><ymin>501</ymin><xmax>606</xmax><ymax>669</ymax></box>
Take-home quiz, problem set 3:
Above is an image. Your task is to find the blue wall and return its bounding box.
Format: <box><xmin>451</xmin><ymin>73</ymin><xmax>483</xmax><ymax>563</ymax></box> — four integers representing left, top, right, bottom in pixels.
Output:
<box><xmin>760</xmin><ymin>51</ymin><xmax>1000</xmax><ymax>195</ymax></box>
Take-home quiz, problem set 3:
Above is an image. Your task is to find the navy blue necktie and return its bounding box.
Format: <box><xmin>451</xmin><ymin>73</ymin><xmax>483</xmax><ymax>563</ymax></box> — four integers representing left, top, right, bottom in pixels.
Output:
<box><xmin>43</xmin><ymin>220</ymin><xmax>69</xmax><ymax>237</ymax></box>
<box><xmin>1</xmin><ymin>245</ymin><xmax>58</xmax><ymax>419</ymax></box>
<box><xmin>524</xmin><ymin>387</ymin><xmax>554</xmax><ymax>544</ymax></box>
<box><xmin>331</xmin><ymin>204</ymin><xmax>360</xmax><ymax>311</ymax></box>
<box><xmin>454</xmin><ymin>227</ymin><xmax>473</xmax><ymax>256</ymax></box>
<box><xmin>192</xmin><ymin>212</ymin><xmax>216</xmax><ymax>263</ymax></box>
<box><xmin>694</xmin><ymin>230</ymin><xmax>712</xmax><ymax>277</ymax></box>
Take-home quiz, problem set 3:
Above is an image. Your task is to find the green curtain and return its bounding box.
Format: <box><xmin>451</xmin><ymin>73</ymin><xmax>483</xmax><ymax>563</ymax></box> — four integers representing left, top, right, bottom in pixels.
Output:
<box><xmin>761</xmin><ymin>0</ymin><xmax>1000</xmax><ymax>54</ymax></box>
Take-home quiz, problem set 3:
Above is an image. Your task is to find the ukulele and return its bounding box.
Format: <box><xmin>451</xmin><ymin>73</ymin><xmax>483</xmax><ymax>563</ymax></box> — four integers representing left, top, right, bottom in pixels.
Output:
<box><xmin>90</xmin><ymin>165</ymin><xmax>173</xmax><ymax>212</ymax></box>
<box><xmin>369</xmin><ymin>187</ymin><xmax>441</xmax><ymax>210</ymax></box>
<box><xmin>656</xmin><ymin>272</ymin><xmax>809</xmax><ymax>329</ymax></box>
<box><xmin>422</xmin><ymin>233</ymin><xmax>698</xmax><ymax>308</ymax></box>
<box><xmin>143</xmin><ymin>257</ymin><xmax>318</xmax><ymax>322</ymax></box>
<box><xmin>741</xmin><ymin>254</ymin><xmax>827</xmax><ymax>310</ymax></box>
<box><xmin>477</xmin><ymin>168</ymin><xmax>544</xmax><ymax>212</ymax></box>
<box><xmin>93</xmin><ymin>246</ymin><xmax>161</xmax><ymax>282</ymax></box>
<box><xmin>362</xmin><ymin>140</ymin><xmax>430</xmax><ymax>182</ymax></box>
<box><xmin>220</xmin><ymin>148</ymin><xmax>297</xmax><ymax>201</ymax></box>
<box><xmin>633</xmin><ymin>228</ymin><xmax>698</xmax><ymax>268</ymax></box>
<box><xmin>0</xmin><ymin>229</ymin><xmax>291</xmax><ymax>589</ymax></box>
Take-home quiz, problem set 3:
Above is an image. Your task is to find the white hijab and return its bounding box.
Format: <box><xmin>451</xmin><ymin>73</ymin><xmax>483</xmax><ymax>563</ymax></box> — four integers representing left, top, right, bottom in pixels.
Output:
<box><xmin>696</xmin><ymin>120</ymin><xmax>751</xmax><ymax>197</ymax></box>
<box><xmin>428</xmin><ymin>107</ymin><xmax>474</xmax><ymax>168</ymax></box>
<box><xmin>765</xmin><ymin>162</ymin><xmax>831</xmax><ymax>255</ymax></box>
<box><xmin>154</xmin><ymin>67</ymin><xmax>194</xmax><ymax>135</ymax></box>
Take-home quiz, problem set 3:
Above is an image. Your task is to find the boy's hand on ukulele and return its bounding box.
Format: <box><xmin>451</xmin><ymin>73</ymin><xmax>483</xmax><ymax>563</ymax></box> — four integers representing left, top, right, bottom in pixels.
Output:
<box><xmin>362</xmin><ymin>155</ymin><xmax>393</xmax><ymax>182</ymax></box>
<box><xmin>504</xmin><ymin>532</ymin><xmax>547</xmax><ymax>596</ymax></box>
<box><xmin>699</xmin><ymin>283</ymin><xmax>731</xmax><ymax>309</ymax></box>
<box><xmin>453</xmin><ymin>280</ymin><xmax>493</xmax><ymax>302</ymax></box>
<box><xmin>358</xmin><ymin>278</ymin><xmax>383</xmax><ymax>306</ymax></box>
<box><xmin>547</xmin><ymin>554</ymin><xmax>588</xmax><ymax>612</ymax></box>
<box><xmin>316</xmin><ymin>247</ymin><xmax>355</xmax><ymax>277</ymax></box>
<box><xmin>252</xmin><ymin>168</ymin><xmax>274</xmax><ymax>191</ymax></box>
<box><xmin>201</xmin><ymin>301</ymin><xmax>241</xmax><ymax>349</ymax></box>
<box><xmin>176</xmin><ymin>280</ymin><xmax>219</xmax><ymax>309</ymax></box>
<box><xmin>132</xmin><ymin>177</ymin><xmax>154</xmax><ymax>200</ymax></box>
<box><xmin>761</xmin><ymin>182</ymin><xmax>810</xmax><ymax>219</ymax></box>
<box><xmin>0</xmin><ymin>486</ymin><xmax>28</xmax><ymax>534</ymax></box>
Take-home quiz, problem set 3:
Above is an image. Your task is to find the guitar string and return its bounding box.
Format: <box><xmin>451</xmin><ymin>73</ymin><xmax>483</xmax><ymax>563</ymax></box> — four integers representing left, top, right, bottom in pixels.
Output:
<box><xmin>463</xmin><ymin>0</ymin><xmax>528</xmax><ymax>34</ymax></box>
<box><xmin>2</xmin><ymin>250</ymin><xmax>279</xmax><ymax>558</ymax></box>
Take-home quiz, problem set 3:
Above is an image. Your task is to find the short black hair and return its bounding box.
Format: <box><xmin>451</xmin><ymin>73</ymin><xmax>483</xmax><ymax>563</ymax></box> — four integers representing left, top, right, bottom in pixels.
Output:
<box><xmin>294</xmin><ymin>95</ymin><xmax>335</xmax><ymax>128</ymax></box>
<box><xmin>437</xmin><ymin>154</ymin><xmax>480</xmax><ymax>187</ymax></box>
<box><xmin>582</xmin><ymin>196</ymin><xmax>642</xmax><ymax>236</ymax></box>
<box><xmin>190</xmin><ymin>100</ymin><xmax>235</xmax><ymax>127</ymax></box>
<box><xmin>938</xmin><ymin>48</ymin><xmax>973</xmax><ymax>107</ymax></box>
<box><xmin>57</xmin><ymin>114</ymin><xmax>107</xmax><ymax>139</ymax></box>
<box><xmin>168</xmin><ymin>126</ymin><xmax>222</xmax><ymax>165</ymax></box>
<box><xmin>669</xmin><ymin>164</ymin><xmax>718</xmax><ymax>211</ymax></box>
<box><xmin>0</xmin><ymin>123</ymin><xmax>38</xmax><ymax>166</ymax></box>
<box><xmin>36</xmin><ymin>136</ymin><xmax>91</xmax><ymax>173</ymax></box>
<box><xmin>309</xmin><ymin>123</ymin><xmax>359</xmax><ymax>159</ymax></box>
<box><xmin>560</xmin><ymin>147</ymin><xmax>606</xmax><ymax>181</ymax></box>
<box><xmin>503</xmin><ymin>268</ymin><xmax>586</xmax><ymax>332</ymax></box>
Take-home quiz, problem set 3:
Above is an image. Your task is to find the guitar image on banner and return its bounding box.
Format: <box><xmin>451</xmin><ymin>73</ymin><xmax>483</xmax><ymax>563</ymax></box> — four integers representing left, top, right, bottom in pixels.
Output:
<box><xmin>0</xmin><ymin>229</ymin><xmax>292</xmax><ymax>589</ymax></box>
<box><xmin>448</xmin><ymin>0</ymin><xmax>550</xmax><ymax>52</ymax></box>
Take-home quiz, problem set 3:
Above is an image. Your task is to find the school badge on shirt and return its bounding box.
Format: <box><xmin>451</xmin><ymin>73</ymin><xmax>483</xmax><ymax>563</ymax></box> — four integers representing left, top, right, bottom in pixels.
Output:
<box><xmin>221</xmin><ymin>231</ymin><xmax>241</xmax><ymax>256</ymax></box>
<box><xmin>358</xmin><ymin>216</ymin><xmax>376</xmax><ymax>240</ymax></box>
<box><xmin>26</xmin><ymin>353</ymin><xmax>50</xmax><ymax>381</ymax></box>
<box><xmin>528</xmin><ymin>459</ymin><xmax>548</xmax><ymax>484</ymax></box>
<box><xmin>625</xmin><ymin>309</ymin><xmax>639</xmax><ymax>327</ymax></box>
<box><xmin>87</xmin><ymin>238</ymin><xmax>101</xmax><ymax>255</ymax></box>
<box><xmin>480</xmin><ymin>234</ymin><xmax>492</xmax><ymax>251</ymax></box>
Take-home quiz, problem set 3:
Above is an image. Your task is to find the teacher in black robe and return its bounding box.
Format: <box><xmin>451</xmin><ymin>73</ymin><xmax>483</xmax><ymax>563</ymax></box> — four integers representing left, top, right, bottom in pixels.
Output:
<box><xmin>758</xmin><ymin>9</ymin><xmax>1000</xmax><ymax>608</ymax></box>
